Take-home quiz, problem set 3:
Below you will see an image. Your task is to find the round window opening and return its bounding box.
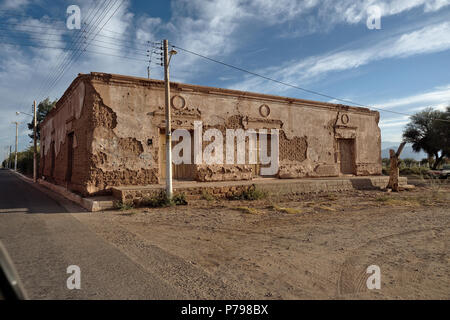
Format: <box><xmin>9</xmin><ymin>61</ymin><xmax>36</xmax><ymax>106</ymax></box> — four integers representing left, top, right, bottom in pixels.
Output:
<box><xmin>259</xmin><ymin>104</ymin><xmax>271</xmax><ymax>118</ymax></box>
<box><xmin>341</xmin><ymin>114</ymin><xmax>349</xmax><ymax>125</ymax></box>
<box><xmin>171</xmin><ymin>95</ymin><xmax>186</xmax><ymax>110</ymax></box>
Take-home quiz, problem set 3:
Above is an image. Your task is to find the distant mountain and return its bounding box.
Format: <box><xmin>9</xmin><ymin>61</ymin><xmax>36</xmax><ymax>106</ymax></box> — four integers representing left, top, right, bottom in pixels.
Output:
<box><xmin>381</xmin><ymin>141</ymin><xmax>427</xmax><ymax>160</ymax></box>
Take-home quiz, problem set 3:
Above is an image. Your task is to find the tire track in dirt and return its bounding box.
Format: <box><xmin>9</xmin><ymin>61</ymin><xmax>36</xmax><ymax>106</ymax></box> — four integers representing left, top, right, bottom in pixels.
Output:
<box><xmin>336</xmin><ymin>226</ymin><xmax>447</xmax><ymax>298</ymax></box>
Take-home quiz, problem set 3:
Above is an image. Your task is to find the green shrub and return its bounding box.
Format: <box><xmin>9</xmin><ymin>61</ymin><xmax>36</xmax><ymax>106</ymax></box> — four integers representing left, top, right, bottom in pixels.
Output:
<box><xmin>2</xmin><ymin>146</ymin><xmax>39</xmax><ymax>175</ymax></box>
<box><xmin>173</xmin><ymin>193</ymin><xmax>188</xmax><ymax>206</ymax></box>
<box><xmin>227</xmin><ymin>184</ymin><xmax>267</xmax><ymax>201</ymax></box>
<box><xmin>114</xmin><ymin>201</ymin><xmax>134</xmax><ymax>211</ymax></box>
<box><xmin>201</xmin><ymin>190</ymin><xmax>215</xmax><ymax>201</ymax></box>
<box><xmin>399</xmin><ymin>167</ymin><xmax>429</xmax><ymax>176</ymax></box>
<box><xmin>142</xmin><ymin>191</ymin><xmax>187</xmax><ymax>208</ymax></box>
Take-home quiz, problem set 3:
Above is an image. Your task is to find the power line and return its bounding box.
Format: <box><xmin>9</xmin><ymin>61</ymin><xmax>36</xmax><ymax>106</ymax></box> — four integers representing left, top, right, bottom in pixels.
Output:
<box><xmin>0</xmin><ymin>34</ymin><xmax>151</xmax><ymax>57</ymax></box>
<box><xmin>0</xmin><ymin>40</ymin><xmax>150</xmax><ymax>62</ymax></box>
<box><xmin>0</xmin><ymin>22</ymin><xmax>159</xmax><ymax>48</ymax></box>
<box><xmin>172</xmin><ymin>45</ymin><xmax>450</xmax><ymax>123</ymax></box>
<box><xmin>17</xmin><ymin>0</ymin><xmax>106</xmax><ymax>111</ymax></box>
<box><xmin>38</xmin><ymin>0</ymin><xmax>118</xmax><ymax>101</ymax></box>
<box><xmin>38</xmin><ymin>0</ymin><xmax>114</xmax><ymax>100</ymax></box>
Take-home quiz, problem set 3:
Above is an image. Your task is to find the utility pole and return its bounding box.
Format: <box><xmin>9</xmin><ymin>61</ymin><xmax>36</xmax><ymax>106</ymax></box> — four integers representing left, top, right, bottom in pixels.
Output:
<box><xmin>12</xmin><ymin>121</ymin><xmax>19</xmax><ymax>171</ymax></box>
<box><xmin>8</xmin><ymin>146</ymin><xmax>12</xmax><ymax>169</ymax></box>
<box><xmin>163</xmin><ymin>39</ymin><xmax>173</xmax><ymax>199</ymax></box>
<box><xmin>33</xmin><ymin>100</ymin><xmax>37</xmax><ymax>182</ymax></box>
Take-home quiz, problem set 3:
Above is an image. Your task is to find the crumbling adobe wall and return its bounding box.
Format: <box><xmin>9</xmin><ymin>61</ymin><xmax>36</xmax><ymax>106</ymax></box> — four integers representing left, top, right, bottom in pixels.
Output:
<box><xmin>44</xmin><ymin>73</ymin><xmax>381</xmax><ymax>195</ymax></box>
<box><xmin>85</xmin><ymin>76</ymin><xmax>160</xmax><ymax>195</ymax></box>
<box><xmin>85</xmin><ymin>73</ymin><xmax>381</xmax><ymax>192</ymax></box>
<box><xmin>40</xmin><ymin>78</ymin><xmax>94</xmax><ymax>195</ymax></box>
<box><xmin>195</xmin><ymin>164</ymin><xmax>253</xmax><ymax>182</ymax></box>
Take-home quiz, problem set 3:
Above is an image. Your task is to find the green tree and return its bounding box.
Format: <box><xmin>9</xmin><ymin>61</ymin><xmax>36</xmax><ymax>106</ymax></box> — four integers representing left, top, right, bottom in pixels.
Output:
<box><xmin>27</xmin><ymin>98</ymin><xmax>57</xmax><ymax>141</ymax></box>
<box><xmin>420</xmin><ymin>158</ymin><xmax>429</xmax><ymax>167</ymax></box>
<box><xmin>402</xmin><ymin>158</ymin><xmax>417</xmax><ymax>168</ymax></box>
<box><xmin>403</xmin><ymin>107</ymin><xmax>450</xmax><ymax>169</ymax></box>
<box><xmin>382</xmin><ymin>158</ymin><xmax>390</xmax><ymax>167</ymax></box>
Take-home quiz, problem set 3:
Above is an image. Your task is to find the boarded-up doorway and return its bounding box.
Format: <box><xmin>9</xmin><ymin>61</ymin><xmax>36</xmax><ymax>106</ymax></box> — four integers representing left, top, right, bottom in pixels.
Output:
<box><xmin>50</xmin><ymin>141</ymin><xmax>56</xmax><ymax>179</ymax></box>
<box><xmin>338</xmin><ymin>139</ymin><xmax>356</xmax><ymax>175</ymax></box>
<box><xmin>252</xmin><ymin>133</ymin><xmax>275</xmax><ymax>178</ymax></box>
<box><xmin>66</xmin><ymin>132</ymin><xmax>74</xmax><ymax>183</ymax></box>
<box><xmin>159</xmin><ymin>130</ymin><xmax>195</xmax><ymax>181</ymax></box>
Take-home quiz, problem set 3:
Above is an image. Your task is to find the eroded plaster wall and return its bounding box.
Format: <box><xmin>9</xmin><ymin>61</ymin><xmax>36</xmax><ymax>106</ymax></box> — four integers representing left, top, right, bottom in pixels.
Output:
<box><xmin>40</xmin><ymin>77</ymin><xmax>94</xmax><ymax>194</ymax></box>
<box><xmin>85</xmin><ymin>73</ymin><xmax>381</xmax><ymax>194</ymax></box>
<box><xmin>40</xmin><ymin>73</ymin><xmax>381</xmax><ymax>196</ymax></box>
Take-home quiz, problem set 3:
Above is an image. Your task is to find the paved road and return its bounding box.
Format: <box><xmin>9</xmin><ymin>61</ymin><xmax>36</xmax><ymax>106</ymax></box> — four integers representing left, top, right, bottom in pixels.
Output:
<box><xmin>0</xmin><ymin>169</ymin><xmax>183</xmax><ymax>299</ymax></box>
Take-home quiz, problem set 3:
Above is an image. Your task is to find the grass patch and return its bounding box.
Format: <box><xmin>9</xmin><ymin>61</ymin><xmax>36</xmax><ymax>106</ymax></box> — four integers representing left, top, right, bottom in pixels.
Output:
<box><xmin>324</xmin><ymin>193</ymin><xmax>338</xmax><ymax>201</ymax></box>
<box><xmin>173</xmin><ymin>193</ymin><xmax>188</xmax><ymax>206</ymax></box>
<box><xmin>121</xmin><ymin>211</ymin><xmax>137</xmax><ymax>216</ymax></box>
<box><xmin>142</xmin><ymin>192</ymin><xmax>188</xmax><ymax>208</ymax></box>
<box><xmin>271</xmin><ymin>204</ymin><xmax>302</xmax><ymax>214</ymax></box>
<box><xmin>201</xmin><ymin>190</ymin><xmax>215</xmax><ymax>201</ymax></box>
<box><xmin>227</xmin><ymin>184</ymin><xmax>268</xmax><ymax>201</ymax></box>
<box><xmin>374</xmin><ymin>196</ymin><xmax>421</xmax><ymax>207</ymax></box>
<box><xmin>315</xmin><ymin>205</ymin><xmax>337</xmax><ymax>212</ymax></box>
<box><xmin>375</xmin><ymin>196</ymin><xmax>390</xmax><ymax>202</ymax></box>
<box><xmin>234</xmin><ymin>206</ymin><xmax>261</xmax><ymax>215</ymax></box>
<box><xmin>114</xmin><ymin>201</ymin><xmax>134</xmax><ymax>211</ymax></box>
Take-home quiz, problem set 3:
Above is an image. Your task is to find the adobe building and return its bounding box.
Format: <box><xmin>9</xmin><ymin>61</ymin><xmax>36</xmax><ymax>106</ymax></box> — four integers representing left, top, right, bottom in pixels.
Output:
<box><xmin>39</xmin><ymin>72</ymin><xmax>382</xmax><ymax>196</ymax></box>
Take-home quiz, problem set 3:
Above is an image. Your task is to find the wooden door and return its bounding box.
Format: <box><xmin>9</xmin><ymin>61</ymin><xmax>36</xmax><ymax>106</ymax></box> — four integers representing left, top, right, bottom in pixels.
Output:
<box><xmin>159</xmin><ymin>131</ymin><xmax>195</xmax><ymax>181</ymax></box>
<box><xmin>253</xmin><ymin>133</ymin><xmax>274</xmax><ymax>177</ymax></box>
<box><xmin>339</xmin><ymin>139</ymin><xmax>356</xmax><ymax>175</ymax></box>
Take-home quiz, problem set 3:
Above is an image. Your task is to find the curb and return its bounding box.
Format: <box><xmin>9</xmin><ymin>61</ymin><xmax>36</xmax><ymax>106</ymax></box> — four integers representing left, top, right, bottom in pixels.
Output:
<box><xmin>37</xmin><ymin>179</ymin><xmax>115</xmax><ymax>212</ymax></box>
<box><xmin>9</xmin><ymin>170</ymin><xmax>113</xmax><ymax>212</ymax></box>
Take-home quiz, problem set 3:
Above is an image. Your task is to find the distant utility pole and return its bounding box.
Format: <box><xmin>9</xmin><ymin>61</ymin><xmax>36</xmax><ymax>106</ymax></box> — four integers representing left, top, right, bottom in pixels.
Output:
<box><xmin>16</xmin><ymin>103</ymin><xmax>38</xmax><ymax>181</ymax></box>
<box><xmin>163</xmin><ymin>39</ymin><xmax>177</xmax><ymax>199</ymax></box>
<box><xmin>33</xmin><ymin>101</ymin><xmax>37</xmax><ymax>182</ymax></box>
<box><xmin>11</xmin><ymin>121</ymin><xmax>19</xmax><ymax>171</ymax></box>
<box><xmin>8</xmin><ymin>146</ymin><xmax>12</xmax><ymax>169</ymax></box>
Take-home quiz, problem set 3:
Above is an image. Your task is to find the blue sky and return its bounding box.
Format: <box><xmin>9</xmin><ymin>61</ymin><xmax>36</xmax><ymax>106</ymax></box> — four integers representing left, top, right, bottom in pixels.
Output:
<box><xmin>1</xmin><ymin>0</ymin><xmax>450</xmax><ymax>162</ymax></box>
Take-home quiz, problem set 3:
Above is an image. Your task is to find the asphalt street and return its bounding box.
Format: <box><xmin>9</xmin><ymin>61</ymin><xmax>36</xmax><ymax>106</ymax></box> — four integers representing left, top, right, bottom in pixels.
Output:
<box><xmin>0</xmin><ymin>169</ymin><xmax>183</xmax><ymax>299</ymax></box>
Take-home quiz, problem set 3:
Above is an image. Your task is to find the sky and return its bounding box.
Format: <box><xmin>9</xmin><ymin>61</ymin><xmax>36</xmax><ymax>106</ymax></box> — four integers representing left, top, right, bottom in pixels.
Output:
<box><xmin>0</xmin><ymin>0</ymin><xmax>450</xmax><ymax>162</ymax></box>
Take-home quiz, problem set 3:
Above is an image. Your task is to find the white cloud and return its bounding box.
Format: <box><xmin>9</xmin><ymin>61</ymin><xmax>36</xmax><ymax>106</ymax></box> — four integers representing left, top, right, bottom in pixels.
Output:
<box><xmin>373</xmin><ymin>85</ymin><xmax>450</xmax><ymax>141</ymax></box>
<box><xmin>231</xmin><ymin>22</ymin><xmax>450</xmax><ymax>92</ymax></box>
<box><xmin>374</xmin><ymin>85</ymin><xmax>450</xmax><ymax>110</ymax></box>
<box><xmin>424</xmin><ymin>0</ymin><xmax>450</xmax><ymax>12</ymax></box>
<box><xmin>0</xmin><ymin>0</ymin><xmax>30</xmax><ymax>10</ymax></box>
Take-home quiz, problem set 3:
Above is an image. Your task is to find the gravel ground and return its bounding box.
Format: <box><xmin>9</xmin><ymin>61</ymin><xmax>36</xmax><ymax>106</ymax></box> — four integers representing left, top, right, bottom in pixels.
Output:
<box><xmin>74</xmin><ymin>179</ymin><xmax>450</xmax><ymax>299</ymax></box>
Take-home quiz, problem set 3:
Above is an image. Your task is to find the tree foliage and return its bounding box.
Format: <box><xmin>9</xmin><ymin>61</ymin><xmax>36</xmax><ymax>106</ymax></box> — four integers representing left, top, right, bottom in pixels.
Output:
<box><xmin>27</xmin><ymin>98</ymin><xmax>57</xmax><ymax>140</ymax></box>
<box><xmin>2</xmin><ymin>145</ymin><xmax>39</xmax><ymax>175</ymax></box>
<box><xmin>403</xmin><ymin>107</ymin><xmax>450</xmax><ymax>169</ymax></box>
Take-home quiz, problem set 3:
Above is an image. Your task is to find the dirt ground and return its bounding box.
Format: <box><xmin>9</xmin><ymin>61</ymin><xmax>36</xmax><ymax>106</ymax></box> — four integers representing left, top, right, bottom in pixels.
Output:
<box><xmin>74</xmin><ymin>178</ymin><xmax>449</xmax><ymax>299</ymax></box>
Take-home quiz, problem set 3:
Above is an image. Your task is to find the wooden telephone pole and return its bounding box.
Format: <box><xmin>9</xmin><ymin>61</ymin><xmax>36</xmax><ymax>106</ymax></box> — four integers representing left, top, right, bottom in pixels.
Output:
<box><xmin>162</xmin><ymin>39</ymin><xmax>178</xmax><ymax>199</ymax></box>
<box><xmin>163</xmin><ymin>39</ymin><xmax>173</xmax><ymax>199</ymax></box>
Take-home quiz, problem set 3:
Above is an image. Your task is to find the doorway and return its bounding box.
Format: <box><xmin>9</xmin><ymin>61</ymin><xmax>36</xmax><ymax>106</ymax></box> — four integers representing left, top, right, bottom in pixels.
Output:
<box><xmin>66</xmin><ymin>132</ymin><xmax>74</xmax><ymax>183</ymax></box>
<box><xmin>251</xmin><ymin>133</ymin><xmax>277</xmax><ymax>178</ymax></box>
<box><xmin>159</xmin><ymin>130</ymin><xmax>195</xmax><ymax>181</ymax></box>
<box><xmin>338</xmin><ymin>138</ymin><xmax>356</xmax><ymax>175</ymax></box>
<box><xmin>50</xmin><ymin>141</ymin><xmax>55</xmax><ymax>179</ymax></box>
